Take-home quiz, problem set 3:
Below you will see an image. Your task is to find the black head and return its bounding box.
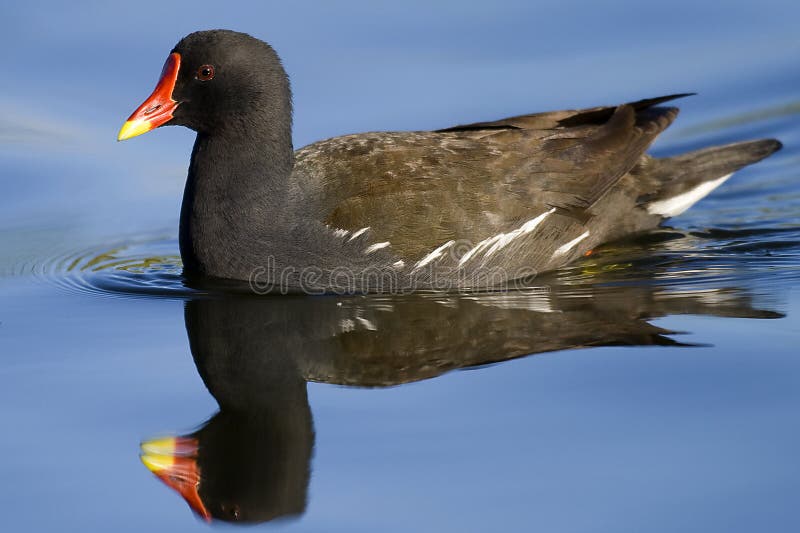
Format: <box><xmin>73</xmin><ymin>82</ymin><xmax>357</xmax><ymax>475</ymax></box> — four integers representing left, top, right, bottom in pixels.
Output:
<box><xmin>139</xmin><ymin>297</ymin><xmax>314</xmax><ymax>524</ymax></box>
<box><xmin>119</xmin><ymin>30</ymin><xmax>292</xmax><ymax>140</ymax></box>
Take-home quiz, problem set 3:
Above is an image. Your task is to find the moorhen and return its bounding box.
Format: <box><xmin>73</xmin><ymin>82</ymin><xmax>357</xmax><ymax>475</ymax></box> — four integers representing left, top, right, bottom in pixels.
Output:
<box><xmin>119</xmin><ymin>30</ymin><xmax>781</xmax><ymax>292</ymax></box>
<box><xmin>139</xmin><ymin>287</ymin><xmax>779</xmax><ymax>523</ymax></box>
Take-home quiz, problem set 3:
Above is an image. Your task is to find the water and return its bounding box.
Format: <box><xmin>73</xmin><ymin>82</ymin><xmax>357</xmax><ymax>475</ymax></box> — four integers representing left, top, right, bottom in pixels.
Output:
<box><xmin>1</xmin><ymin>1</ymin><xmax>800</xmax><ymax>531</ymax></box>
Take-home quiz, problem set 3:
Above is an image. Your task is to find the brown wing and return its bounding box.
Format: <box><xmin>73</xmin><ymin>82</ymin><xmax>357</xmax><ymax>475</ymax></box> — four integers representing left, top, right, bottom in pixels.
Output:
<box><xmin>292</xmin><ymin>95</ymin><xmax>686</xmax><ymax>259</ymax></box>
<box><xmin>438</xmin><ymin>93</ymin><xmax>690</xmax><ymax>131</ymax></box>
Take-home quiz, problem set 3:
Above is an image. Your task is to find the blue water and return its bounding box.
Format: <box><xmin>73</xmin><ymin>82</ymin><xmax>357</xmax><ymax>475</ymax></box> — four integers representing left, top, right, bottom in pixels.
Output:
<box><xmin>1</xmin><ymin>1</ymin><xmax>799</xmax><ymax>531</ymax></box>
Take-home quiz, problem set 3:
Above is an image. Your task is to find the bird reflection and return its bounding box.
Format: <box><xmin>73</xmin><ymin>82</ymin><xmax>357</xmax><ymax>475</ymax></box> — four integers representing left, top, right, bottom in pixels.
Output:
<box><xmin>140</xmin><ymin>283</ymin><xmax>780</xmax><ymax>524</ymax></box>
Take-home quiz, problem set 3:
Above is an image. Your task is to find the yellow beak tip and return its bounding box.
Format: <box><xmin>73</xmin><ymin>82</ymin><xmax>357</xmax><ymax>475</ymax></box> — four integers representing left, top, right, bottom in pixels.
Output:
<box><xmin>140</xmin><ymin>437</ymin><xmax>178</xmax><ymax>456</ymax></box>
<box><xmin>117</xmin><ymin>120</ymin><xmax>152</xmax><ymax>142</ymax></box>
<box><xmin>140</xmin><ymin>453</ymin><xmax>173</xmax><ymax>473</ymax></box>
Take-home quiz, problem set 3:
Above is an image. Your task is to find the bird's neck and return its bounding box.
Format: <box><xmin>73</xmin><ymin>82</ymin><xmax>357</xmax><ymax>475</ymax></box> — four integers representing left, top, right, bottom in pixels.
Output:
<box><xmin>179</xmin><ymin>127</ymin><xmax>296</xmax><ymax>275</ymax></box>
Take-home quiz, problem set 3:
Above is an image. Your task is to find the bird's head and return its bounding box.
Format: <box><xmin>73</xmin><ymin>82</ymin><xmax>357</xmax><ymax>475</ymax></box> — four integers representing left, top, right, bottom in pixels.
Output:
<box><xmin>118</xmin><ymin>30</ymin><xmax>291</xmax><ymax>141</ymax></box>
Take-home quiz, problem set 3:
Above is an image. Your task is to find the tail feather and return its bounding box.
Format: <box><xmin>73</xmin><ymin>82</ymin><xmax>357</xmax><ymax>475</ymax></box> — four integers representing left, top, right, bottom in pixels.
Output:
<box><xmin>645</xmin><ymin>139</ymin><xmax>782</xmax><ymax>217</ymax></box>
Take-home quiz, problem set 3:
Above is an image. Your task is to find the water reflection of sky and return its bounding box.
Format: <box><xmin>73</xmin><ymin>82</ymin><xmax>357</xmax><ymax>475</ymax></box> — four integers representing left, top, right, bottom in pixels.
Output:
<box><xmin>1</xmin><ymin>1</ymin><xmax>799</xmax><ymax>532</ymax></box>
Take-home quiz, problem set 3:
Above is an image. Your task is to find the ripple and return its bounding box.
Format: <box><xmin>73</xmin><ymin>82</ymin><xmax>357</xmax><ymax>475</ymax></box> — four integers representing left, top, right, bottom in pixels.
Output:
<box><xmin>679</xmin><ymin>99</ymin><xmax>800</xmax><ymax>137</ymax></box>
<box><xmin>30</xmin><ymin>237</ymin><xmax>204</xmax><ymax>300</ymax></box>
<box><xmin>554</xmin><ymin>226</ymin><xmax>800</xmax><ymax>291</ymax></box>
<box><xmin>15</xmin><ymin>223</ymin><xmax>800</xmax><ymax>301</ymax></box>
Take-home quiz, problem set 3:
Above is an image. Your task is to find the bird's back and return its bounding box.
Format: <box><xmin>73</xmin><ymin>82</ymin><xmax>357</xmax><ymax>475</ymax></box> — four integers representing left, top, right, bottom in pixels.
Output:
<box><xmin>290</xmin><ymin>94</ymin><xmax>782</xmax><ymax>290</ymax></box>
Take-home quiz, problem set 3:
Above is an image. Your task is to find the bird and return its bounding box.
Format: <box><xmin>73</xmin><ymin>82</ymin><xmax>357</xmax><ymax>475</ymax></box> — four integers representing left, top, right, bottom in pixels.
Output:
<box><xmin>138</xmin><ymin>287</ymin><xmax>779</xmax><ymax>523</ymax></box>
<box><xmin>118</xmin><ymin>29</ymin><xmax>781</xmax><ymax>293</ymax></box>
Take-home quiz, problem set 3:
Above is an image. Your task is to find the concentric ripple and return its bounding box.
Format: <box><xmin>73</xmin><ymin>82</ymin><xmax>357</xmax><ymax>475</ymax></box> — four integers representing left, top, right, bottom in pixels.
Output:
<box><xmin>31</xmin><ymin>237</ymin><xmax>202</xmax><ymax>299</ymax></box>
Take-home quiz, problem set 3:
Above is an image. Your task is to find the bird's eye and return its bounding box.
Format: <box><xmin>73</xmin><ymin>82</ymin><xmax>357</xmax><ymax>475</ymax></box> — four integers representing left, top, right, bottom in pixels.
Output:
<box><xmin>196</xmin><ymin>65</ymin><xmax>215</xmax><ymax>81</ymax></box>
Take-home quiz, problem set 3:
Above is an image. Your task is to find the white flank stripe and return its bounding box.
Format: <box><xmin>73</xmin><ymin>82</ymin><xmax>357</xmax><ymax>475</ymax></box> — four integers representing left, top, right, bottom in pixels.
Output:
<box><xmin>364</xmin><ymin>242</ymin><xmax>390</xmax><ymax>254</ymax></box>
<box><xmin>475</xmin><ymin>234</ymin><xmax>503</xmax><ymax>258</ymax></box>
<box><xmin>413</xmin><ymin>240</ymin><xmax>455</xmax><ymax>270</ymax></box>
<box><xmin>457</xmin><ymin>247</ymin><xmax>479</xmax><ymax>266</ymax></box>
<box><xmin>459</xmin><ymin>208</ymin><xmax>555</xmax><ymax>266</ymax></box>
<box><xmin>484</xmin><ymin>208</ymin><xmax>556</xmax><ymax>257</ymax></box>
<box><xmin>647</xmin><ymin>173</ymin><xmax>733</xmax><ymax>217</ymax></box>
<box><xmin>458</xmin><ymin>237</ymin><xmax>493</xmax><ymax>266</ymax></box>
<box><xmin>553</xmin><ymin>231</ymin><xmax>590</xmax><ymax>258</ymax></box>
<box><xmin>393</xmin><ymin>260</ymin><xmax>405</xmax><ymax>268</ymax></box>
<box><xmin>520</xmin><ymin>208</ymin><xmax>557</xmax><ymax>233</ymax></box>
<box><xmin>348</xmin><ymin>227</ymin><xmax>371</xmax><ymax>241</ymax></box>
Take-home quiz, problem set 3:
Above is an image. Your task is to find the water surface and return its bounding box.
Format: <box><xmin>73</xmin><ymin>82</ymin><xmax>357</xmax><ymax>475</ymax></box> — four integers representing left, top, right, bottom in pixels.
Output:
<box><xmin>1</xmin><ymin>2</ymin><xmax>799</xmax><ymax>532</ymax></box>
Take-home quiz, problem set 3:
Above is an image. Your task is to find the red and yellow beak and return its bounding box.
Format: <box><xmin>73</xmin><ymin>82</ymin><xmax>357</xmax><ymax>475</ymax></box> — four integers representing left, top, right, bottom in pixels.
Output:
<box><xmin>140</xmin><ymin>436</ymin><xmax>211</xmax><ymax>522</ymax></box>
<box><xmin>118</xmin><ymin>52</ymin><xmax>181</xmax><ymax>141</ymax></box>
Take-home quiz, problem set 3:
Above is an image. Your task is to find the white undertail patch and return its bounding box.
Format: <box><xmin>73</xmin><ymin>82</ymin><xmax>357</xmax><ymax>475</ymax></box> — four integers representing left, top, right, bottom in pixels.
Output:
<box><xmin>647</xmin><ymin>173</ymin><xmax>733</xmax><ymax>217</ymax></box>
<box><xmin>553</xmin><ymin>231</ymin><xmax>590</xmax><ymax>258</ymax></box>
